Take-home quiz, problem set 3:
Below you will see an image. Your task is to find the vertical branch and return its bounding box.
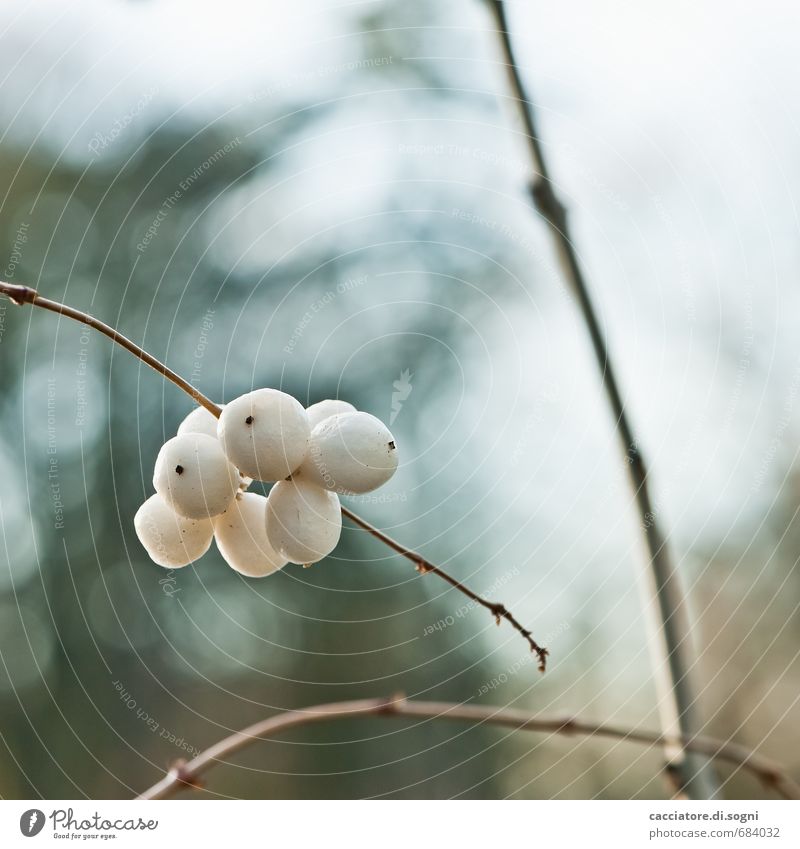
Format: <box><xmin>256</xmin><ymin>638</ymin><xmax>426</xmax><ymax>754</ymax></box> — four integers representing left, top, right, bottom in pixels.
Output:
<box><xmin>486</xmin><ymin>1</ymin><xmax>719</xmax><ymax>798</ymax></box>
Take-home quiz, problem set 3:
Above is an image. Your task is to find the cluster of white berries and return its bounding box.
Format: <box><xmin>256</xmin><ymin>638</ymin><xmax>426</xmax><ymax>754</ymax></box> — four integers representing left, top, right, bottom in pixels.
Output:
<box><xmin>134</xmin><ymin>390</ymin><xmax>398</xmax><ymax>576</ymax></box>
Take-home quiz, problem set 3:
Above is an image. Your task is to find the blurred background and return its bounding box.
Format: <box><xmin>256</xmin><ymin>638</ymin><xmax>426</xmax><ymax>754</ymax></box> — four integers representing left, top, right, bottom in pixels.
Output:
<box><xmin>0</xmin><ymin>0</ymin><xmax>798</xmax><ymax>799</ymax></box>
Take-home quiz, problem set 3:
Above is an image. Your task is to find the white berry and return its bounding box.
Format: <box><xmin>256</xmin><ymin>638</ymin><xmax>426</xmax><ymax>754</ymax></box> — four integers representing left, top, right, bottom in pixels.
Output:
<box><xmin>153</xmin><ymin>433</ymin><xmax>239</xmax><ymax>519</ymax></box>
<box><xmin>213</xmin><ymin>492</ymin><xmax>288</xmax><ymax>578</ymax></box>
<box><xmin>265</xmin><ymin>478</ymin><xmax>341</xmax><ymax>564</ymax></box>
<box><xmin>178</xmin><ymin>405</ymin><xmax>252</xmax><ymax>490</ymax></box>
<box><xmin>217</xmin><ymin>389</ymin><xmax>310</xmax><ymax>481</ymax></box>
<box><xmin>177</xmin><ymin>404</ymin><xmax>223</xmax><ymax>439</ymax></box>
<box><xmin>306</xmin><ymin>399</ymin><xmax>356</xmax><ymax>429</ymax></box>
<box><xmin>298</xmin><ymin>412</ymin><xmax>398</xmax><ymax>494</ymax></box>
<box><xmin>134</xmin><ymin>493</ymin><xmax>213</xmax><ymax>568</ymax></box>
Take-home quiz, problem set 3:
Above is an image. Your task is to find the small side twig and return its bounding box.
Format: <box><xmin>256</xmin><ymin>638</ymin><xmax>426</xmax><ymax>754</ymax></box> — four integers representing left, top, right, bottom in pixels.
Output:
<box><xmin>136</xmin><ymin>695</ymin><xmax>800</xmax><ymax>800</ymax></box>
<box><xmin>341</xmin><ymin>506</ymin><xmax>548</xmax><ymax>671</ymax></box>
<box><xmin>0</xmin><ymin>280</ymin><xmax>547</xmax><ymax>669</ymax></box>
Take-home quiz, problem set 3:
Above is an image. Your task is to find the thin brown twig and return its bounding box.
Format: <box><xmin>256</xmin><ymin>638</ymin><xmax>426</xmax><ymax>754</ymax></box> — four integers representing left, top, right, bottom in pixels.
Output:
<box><xmin>486</xmin><ymin>1</ymin><xmax>716</xmax><ymax>797</ymax></box>
<box><xmin>0</xmin><ymin>281</ymin><xmax>220</xmax><ymax>418</ymax></box>
<box><xmin>340</xmin><ymin>506</ymin><xmax>548</xmax><ymax>671</ymax></box>
<box><xmin>136</xmin><ymin>694</ymin><xmax>800</xmax><ymax>800</ymax></box>
<box><xmin>0</xmin><ymin>279</ymin><xmax>547</xmax><ymax>669</ymax></box>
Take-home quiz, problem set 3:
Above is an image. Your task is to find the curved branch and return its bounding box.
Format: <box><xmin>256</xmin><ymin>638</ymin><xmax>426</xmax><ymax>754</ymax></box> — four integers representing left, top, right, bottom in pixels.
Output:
<box><xmin>0</xmin><ymin>280</ymin><xmax>547</xmax><ymax>668</ymax></box>
<box><xmin>0</xmin><ymin>282</ymin><xmax>220</xmax><ymax>417</ymax></box>
<box><xmin>137</xmin><ymin>695</ymin><xmax>800</xmax><ymax>800</ymax></box>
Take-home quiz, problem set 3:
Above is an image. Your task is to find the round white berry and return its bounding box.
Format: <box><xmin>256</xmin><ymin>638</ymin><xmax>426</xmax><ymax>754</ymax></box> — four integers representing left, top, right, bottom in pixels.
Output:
<box><xmin>153</xmin><ymin>433</ymin><xmax>239</xmax><ymax>519</ymax></box>
<box><xmin>217</xmin><ymin>389</ymin><xmax>310</xmax><ymax>481</ymax></box>
<box><xmin>213</xmin><ymin>492</ymin><xmax>288</xmax><ymax>578</ymax></box>
<box><xmin>177</xmin><ymin>404</ymin><xmax>223</xmax><ymax>439</ymax></box>
<box><xmin>265</xmin><ymin>478</ymin><xmax>341</xmax><ymax>565</ymax></box>
<box><xmin>134</xmin><ymin>493</ymin><xmax>213</xmax><ymax>568</ymax></box>
<box><xmin>306</xmin><ymin>399</ymin><xmax>356</xmax><ymax>429</ymax></box>
<box><xmin>298</xmin><ymin>411</ymin><xmax>398</xmax><ymax>494</ymax></box>
<box><xmin>178</xmin><ymin>405</ymin><xmax>253</xmax><ymax>490</ymax></box>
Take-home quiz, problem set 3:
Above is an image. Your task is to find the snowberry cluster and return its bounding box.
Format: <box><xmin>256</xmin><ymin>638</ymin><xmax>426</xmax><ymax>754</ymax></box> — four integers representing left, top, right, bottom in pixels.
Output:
<box><xmin>134</xmin><ymin>390</ymin><xmax>398</xmax><ymax>576</ymax></box>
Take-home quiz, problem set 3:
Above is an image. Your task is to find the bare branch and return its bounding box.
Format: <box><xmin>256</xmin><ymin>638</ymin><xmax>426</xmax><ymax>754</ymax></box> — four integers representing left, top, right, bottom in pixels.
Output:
<box><xmin>0</xmin><ymin>279</ymin><xmax>547</xmax><ymax>668</ymax></box>
<box><xmin>137</xmin><ymin>695</ymin><xmax>800</xmax><ymax>800</ymax></box>
<box><xmin>486</xmin><ymin>2</ymin><xmax>717</xmax><ymax>797</ymax></box>
<box><xmin>0</xmin><ymin>281</ymin><xmax>220</xmax><ymax>418</ymax></box>
<box><xmin>340</xmin><ymin>506</ymin><xmax>547</xmax><ymax>671</ymax></box>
